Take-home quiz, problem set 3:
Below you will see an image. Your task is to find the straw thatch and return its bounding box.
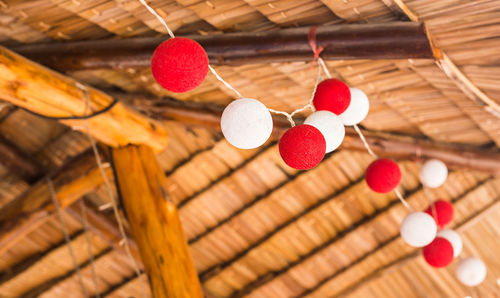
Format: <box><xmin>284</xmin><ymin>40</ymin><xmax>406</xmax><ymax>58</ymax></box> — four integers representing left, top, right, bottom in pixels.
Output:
<box><xmin>0</xmin><ymin>0</ymin><xmax>499</xmax><ymax>297</ymax></box>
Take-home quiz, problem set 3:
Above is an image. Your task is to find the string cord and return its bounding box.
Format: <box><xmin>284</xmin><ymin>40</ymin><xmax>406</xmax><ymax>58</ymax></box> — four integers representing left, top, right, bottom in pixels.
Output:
<box><xmin>423</xmin><ymin>187</ymin><xmax>438</xmax><ymax>221</ymax></box>
<box><xmin>47</xmin><ymin>177</ymin><xmax>89</xmax><ymax>298</ymax></box>
<box><xmin>268</xmin><ymin>62</ymin><xmax>322</xmax><ymax>126</ymax></box>
<box><xmin>138</xmin><ymin>0</ymin><xmax>175</xmax><ymax>38</ymax></box>
<box><xmin>353</xmin><ymin>124</ymin><xmax>377</xmax><ymax>159</ymax></box>
<box><xmin>79</xmin><ymin>85</ymin><xmax>148</xmax><ymax>298</ymax></box>
<box><xmin>79</xmin><ymin>200</ymin><xmax>101</xmax><ymax>298</ymax></box>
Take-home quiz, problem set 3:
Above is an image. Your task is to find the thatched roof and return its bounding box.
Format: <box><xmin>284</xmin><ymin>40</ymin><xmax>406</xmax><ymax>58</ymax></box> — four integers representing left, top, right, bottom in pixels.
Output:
<box><xmin>0</xmin><ymin>0</ymin><xmax>499</xmax><ymax>297</ymax></box>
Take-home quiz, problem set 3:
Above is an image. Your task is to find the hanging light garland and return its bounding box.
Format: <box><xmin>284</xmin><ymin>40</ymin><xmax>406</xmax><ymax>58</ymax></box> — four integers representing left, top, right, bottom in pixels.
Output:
<box><xmin>139</xmin><ymin>0</ymin><xmax>488</xmax><ymax>290</ymax></box>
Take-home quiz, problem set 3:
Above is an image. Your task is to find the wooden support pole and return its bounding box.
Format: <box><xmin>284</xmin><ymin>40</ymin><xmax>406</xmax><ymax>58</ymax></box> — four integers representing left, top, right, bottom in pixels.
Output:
<box><xmin>121</xmin><ymin>94</ymin><xmax>500</xmax><ymax>174</ymax></box>
<box><xmin>0</xmin><ymin>149</ymin><xmax>111</xmax><ymax>256</ymax></box>
<box><xmin>0</xmin><ymin>46</ymin><xmax>168</xmax><ymax>151</ymax></box>
<box><xmin>12</xmin><ymin>22</ymin><xmax>434</xmax><ymax>71</ymax></box>
<box><xmin>111</xmin><ymin>145</ymin><xmax>203</xmax><ymax>298</ymax></box>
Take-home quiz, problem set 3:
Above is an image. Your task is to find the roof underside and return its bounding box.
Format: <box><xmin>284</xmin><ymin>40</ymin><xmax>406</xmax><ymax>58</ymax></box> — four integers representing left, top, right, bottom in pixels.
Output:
<box><xmin>0</xmin><ymin>0</ymin><xmax>499</xmax><ymax>297</ymax></box>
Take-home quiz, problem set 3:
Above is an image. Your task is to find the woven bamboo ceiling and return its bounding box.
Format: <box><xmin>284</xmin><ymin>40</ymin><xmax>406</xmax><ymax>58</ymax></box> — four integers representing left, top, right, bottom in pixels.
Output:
<box><xmin>0</xmin><ymin>0</ymin><xmax>499</xmax><ymax>297</ymax></box>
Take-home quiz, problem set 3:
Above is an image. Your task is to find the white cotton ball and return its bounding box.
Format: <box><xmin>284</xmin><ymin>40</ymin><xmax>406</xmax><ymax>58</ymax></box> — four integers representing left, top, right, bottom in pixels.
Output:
<box><xmin>400</xmin><ymin>212</ymin><xmax>437</xmax><ymax>247</ymax></box>
<box><xmin>304</xmin><ymin>110</ymin><xmax>345</xmax><ymax>153</ymax></box>
<box><xmin>419</xmin><ymin>159</ymin><xmax>448</xmax><ymax>188</ymax></box>
<box><xmin>437</xmin><ymin>229</ymin><xmax>463</xmax><ymax>258</ymax></box>
<box><xmin>456</xmin><ymin>257</ymin><xmax>487</xmax><ymax>287</ymax></box>
<box><xmin>339</xmin><ymin>87</ymin><xmax>369</xmax><ymax>126</ymax></box>
<box><xmin>221</xmin><ymin>98</ymin><xmax>273</xmax><ymax>149</ymax></box>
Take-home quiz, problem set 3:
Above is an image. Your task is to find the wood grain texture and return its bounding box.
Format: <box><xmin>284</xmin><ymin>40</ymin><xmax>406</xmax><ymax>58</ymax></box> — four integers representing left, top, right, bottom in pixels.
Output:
<box><xmin>111</xmin><ymin>145</ymin><xmax>203</xmax><ymax>298</ymax></box>
<box><xmin>0</xmin><ymin>46</ymin><xmax>168</xmax><ymax>151</ymax></box>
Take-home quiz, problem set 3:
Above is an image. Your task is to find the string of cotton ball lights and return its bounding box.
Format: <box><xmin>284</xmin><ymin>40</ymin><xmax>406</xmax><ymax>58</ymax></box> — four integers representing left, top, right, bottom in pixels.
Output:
<box><xmin>143</xmin><ymin>0</ymin><xmax>356</xmax><ymax>171</ymax></box>
<box><xmin>142</xmin><ymin>0</ymin><xmax>345</xmax><ymax>169</ymax></box>
<box><xmin>140</xmin><ymin>0</ymin><xmax>488</xmax><ymax>289</ymax></box>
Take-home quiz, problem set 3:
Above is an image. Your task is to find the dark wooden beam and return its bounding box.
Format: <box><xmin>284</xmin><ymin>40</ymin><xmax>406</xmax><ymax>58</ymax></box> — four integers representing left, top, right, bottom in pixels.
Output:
<box><xmin>11</xmin><ymin>22</ymin><xmax>434</xmax><ymax>72</ymax></box>
<box><xmin>111</xmin><ymin>145</ymin><xmax>203</xmax><ymax>298</ymax></box>
<box><xmin>121</xmin><ymin>93</ymin><xmax>500</xmax><ymax>174</ymax></box>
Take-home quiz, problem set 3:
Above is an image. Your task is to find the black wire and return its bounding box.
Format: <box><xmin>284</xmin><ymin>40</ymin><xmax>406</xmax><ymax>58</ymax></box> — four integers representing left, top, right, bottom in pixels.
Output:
<box><xmin>21</xmin><ymin>98</ymin><xmax>119</xmax><ymax>120</ymax></box>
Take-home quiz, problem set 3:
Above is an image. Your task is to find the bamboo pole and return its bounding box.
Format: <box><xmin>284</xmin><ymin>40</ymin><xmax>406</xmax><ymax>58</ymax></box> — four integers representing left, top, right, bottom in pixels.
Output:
<box><xmin>111</xmin><ymin>145</ymin><xmax>203</xmax><ymax>298</ymax></box>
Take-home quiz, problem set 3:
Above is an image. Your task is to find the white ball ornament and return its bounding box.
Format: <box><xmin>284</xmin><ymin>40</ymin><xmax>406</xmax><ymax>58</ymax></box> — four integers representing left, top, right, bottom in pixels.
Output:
<box><xmin>221</xmin><ymin>98</ymin><xmax>273</xmax><ymax>149</ymax></box>
<box><xmin>456</xmin><ymin>257</ymin><xmax>487</xmax><ymax>287</ymax></box>
<box><xmin>339</xmin><ymin>87</ymin><xmax>369</xmax><ymax>126</ymax></box>
<box><xmin>437</xmin><ymin>229</ymin><xmax>463</xmax><ymax>258</ymax></box>
<box><xmin>419</xmin><ymin>159</ymin><xmax>448</xmax><ymax>188</ymax></box>
<box><xmin>400</xmin><ymin>212</ymin><xmax>437</xmax><ymax>247</ymax></box>
<box><xmin>304</xmin><ymin>111</ymin><xmax>345</xmax><ymax>153</ymax></box>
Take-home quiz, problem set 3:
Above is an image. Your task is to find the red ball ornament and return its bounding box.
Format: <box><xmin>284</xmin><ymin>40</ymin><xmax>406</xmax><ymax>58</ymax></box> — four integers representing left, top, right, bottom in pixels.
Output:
<box><xmin>279</xmin><ymin>124</ymin><xmax>326</xmax><ymax>170</ymax></box>
<box><xmin>151</xmin><ymin>37</ymin><xmax>209</xmax><ymax>93</ymax></box>
<box><xmin>312</xmin><ymin>79</ymin><xmax>351</xmax><ymax>115</ymax></box>
<box><xmin>365</xmin><ymin>158</ymin><xmax>401</xmax><ymax>193</ymax></box>
<box><xmin>423</xmin><ymin>237</ymin><xmax>454</xmax><ymax>268</ymax></box>
<box><xmin>425</xmin><ymin>200</ymin><xmax>454</xmax><ymax>228</ymax></box>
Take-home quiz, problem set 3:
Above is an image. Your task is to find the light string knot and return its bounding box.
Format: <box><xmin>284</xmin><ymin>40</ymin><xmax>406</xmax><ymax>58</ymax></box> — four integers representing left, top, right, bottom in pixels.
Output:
<box><xmin>308</xmin><ymin>26</ymin><xmax>324</xmax><ymax>69</ymax></box>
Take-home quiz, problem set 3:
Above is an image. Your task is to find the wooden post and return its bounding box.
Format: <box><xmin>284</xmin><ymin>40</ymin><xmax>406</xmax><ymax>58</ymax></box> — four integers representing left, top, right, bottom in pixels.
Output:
<box><xmin>111</xmin><ymin>145</ymin><xmax>203</xmax><ymax>298</ymax></box>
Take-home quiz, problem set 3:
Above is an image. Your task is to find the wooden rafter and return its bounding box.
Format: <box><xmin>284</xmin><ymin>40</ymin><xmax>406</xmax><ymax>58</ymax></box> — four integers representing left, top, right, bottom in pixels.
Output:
<box><xmin>11</xmin><ymin>22</ymin><xmax>434</xmax><ymax>71</ymax></box>
<box><xmin>122</xmin><ymin>93</ymin><xmax>500</xmax><ymax>174</ymax></box>
<box><xmin>0</xmin><ymin>46</ymin><xmax>168</xmax><ymax>151</ymax></box>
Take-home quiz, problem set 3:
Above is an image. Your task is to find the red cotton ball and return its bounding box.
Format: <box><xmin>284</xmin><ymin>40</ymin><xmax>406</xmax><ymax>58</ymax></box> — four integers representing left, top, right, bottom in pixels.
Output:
<box><xmin>365</xmin><ymin>158</ymin><xmax>401</xmax><ymax>193</ymax></box>
<box><xmin>313</xmin><ymin>79</ymin><xmax>351</xmax><ymax>115</ymax></box>
<box><xmin>279</xmin><ymin>124</ymin><xmax>326</xmax><ymax>170</ymax></box>
<box><xmin>423</xmin><ymin>237</ymin><xmax>454</xmax><ymax>268</ymax></box>
<box><xmin>151</xmin><ymin>37</ymin><xmax>209</xmax><ymax>93</ymax></box>
<box><xmin>425</xmin><ymin>200</ymin><xmax>454</xmax><ymax>228</ymax></box>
